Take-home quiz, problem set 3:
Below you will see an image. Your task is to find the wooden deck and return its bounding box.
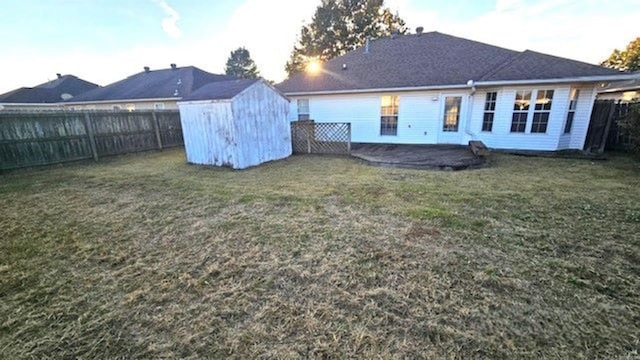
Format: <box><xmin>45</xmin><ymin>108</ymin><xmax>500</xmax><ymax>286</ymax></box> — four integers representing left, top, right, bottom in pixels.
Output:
<box><xmin>351</xmin><ymin>143</ymin><xmax>488</xmax><ymax>170</ymax></box>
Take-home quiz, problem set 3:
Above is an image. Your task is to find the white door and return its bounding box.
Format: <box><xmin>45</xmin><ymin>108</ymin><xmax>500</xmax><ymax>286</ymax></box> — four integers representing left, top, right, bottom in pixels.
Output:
<box><xmin>437</xmin><ymin>94</ymin><xmax>466</xmax><ymax>144</ymax></box>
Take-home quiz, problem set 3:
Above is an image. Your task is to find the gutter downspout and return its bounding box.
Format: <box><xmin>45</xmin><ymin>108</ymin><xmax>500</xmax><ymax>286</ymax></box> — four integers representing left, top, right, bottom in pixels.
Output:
<box><xmin>464</xmin><ymin>80</ymin><xmax>476</xmax><ymax>141</ymax></box>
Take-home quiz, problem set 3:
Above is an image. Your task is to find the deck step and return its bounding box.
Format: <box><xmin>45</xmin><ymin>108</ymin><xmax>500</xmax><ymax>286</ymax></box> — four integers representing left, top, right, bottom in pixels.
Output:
<box><xmin>468</xmin><ymin>141</ymin><xmax>489</xmax><ymax>157</ymax></box>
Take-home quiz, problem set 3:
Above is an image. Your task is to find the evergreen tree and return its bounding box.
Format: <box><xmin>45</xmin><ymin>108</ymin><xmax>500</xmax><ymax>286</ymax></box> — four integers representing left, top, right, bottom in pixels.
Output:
<box><xmin>225</xmin><ymin>47</ymin><xmax>260</xmax><ymax>79</ymax></box>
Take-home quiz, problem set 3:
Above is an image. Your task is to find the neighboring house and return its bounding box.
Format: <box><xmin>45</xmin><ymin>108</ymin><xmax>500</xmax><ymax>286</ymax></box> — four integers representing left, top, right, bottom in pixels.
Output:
<box><xmin>178</xmin><ymin>78</ymin><xmax>291</xmax><ymax>169</ymax></box>
<box><xmin>0</xmin><ymin>74</ymin><xmax>99</xmax><ymax>110</ymax></box>
<box><xmin>277</xmin><ymin>31</ymin><xmax>640</xmax><ymax>151</ymax></box>
<box><xmin>65</xmin><ymin>64</ymin><xmax>237</xmax><ymax>111</ymax></box>
<box><xmin>597</xmin><ymin>79</ymin><xmax>640</xmax><ymax>102</ymax></box>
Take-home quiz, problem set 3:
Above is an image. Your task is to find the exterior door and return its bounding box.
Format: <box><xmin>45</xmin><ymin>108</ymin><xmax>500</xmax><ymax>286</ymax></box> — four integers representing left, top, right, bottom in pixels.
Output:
<box><xmin>438</xmin><ymin>94</ymin><xmax>465</xmax><ymax>144</ymax></box>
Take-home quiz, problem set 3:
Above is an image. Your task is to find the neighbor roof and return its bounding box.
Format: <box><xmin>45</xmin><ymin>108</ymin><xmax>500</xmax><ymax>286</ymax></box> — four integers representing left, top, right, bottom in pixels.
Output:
<box><xmin>68</xmin><ymin>66</ymin><xmax>237</xmax><ymax>103</ymax></box>
<box><xmin>277</xmin><ymin>31</ymin><xmax>624</xmax><ymax>94</ymax></box>
<box><xmin>0</xmin><ymin>75</ymin><xmax>99</xmax><ymax>103</ymax></box>
<box><xmin>183</xmin><ymin>79</ymin><xmax>259</xmax><ymax>101</ymax></box>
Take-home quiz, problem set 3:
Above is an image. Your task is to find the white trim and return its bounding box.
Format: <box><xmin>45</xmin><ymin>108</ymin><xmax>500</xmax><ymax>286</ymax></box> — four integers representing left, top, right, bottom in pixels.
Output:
<box><xmin>283</xmin><ymin>74</ymin><xmax>640</xmax><ymax>96</ymax></box>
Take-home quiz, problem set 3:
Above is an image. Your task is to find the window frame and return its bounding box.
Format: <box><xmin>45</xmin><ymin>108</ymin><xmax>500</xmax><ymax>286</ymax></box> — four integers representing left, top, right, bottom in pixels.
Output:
<box><xmin>297</xmin><ymin>99</ymin><xmax>310</xmax><ymax>121</ymax></box>
<box><xmin>564</xmin><ymin>89</ymin><xmax>579</xmax><ymax>134</ymax></box>
<box><xmin>482</xmin><ymin>91</ymin><xmax>497</xmax><ymax>132</ymax></box>
<box><xmin>510</xmin><ymin>90</ymin><xmax>531</xmax><ymax>133</ymax></box>
<box><xmin>442</xmin><ymin>95</ymin><xmax>462</xmax><ymax>132</ymax></box>
<box><xmin>380</xmin><ymin>95</ymin><xmax>399</xmax><ymax>136</ymax></box>
<box><xmin>154</xmin><ymin>102</ymin><xmax>166</xmax><ymax>110</ymax></box>
<box><xmin>530</xmin><ymin>89</ymin><xmax>554</xmax><ymax>134</ymax></box>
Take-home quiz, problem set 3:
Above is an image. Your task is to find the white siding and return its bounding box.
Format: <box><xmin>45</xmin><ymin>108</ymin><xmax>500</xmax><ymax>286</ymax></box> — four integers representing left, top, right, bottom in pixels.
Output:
<box><xmin>569</xmin><ymin>86</ymin><xmax>598</xmax><ymax>150</ymax></box>
<box><xmin>288</xmin><ymin>84</ymin><xmax>599</xmax><ymax>151</ymax></box>
<box><xmin>231</xmin><ymin>82</ymin><xmax>292</xmax><ymax>169</ymax></box>
<box><xmin>179</xmin><ymin>81</ymin><xmax>291</xmax><ymax>170</ymax></box>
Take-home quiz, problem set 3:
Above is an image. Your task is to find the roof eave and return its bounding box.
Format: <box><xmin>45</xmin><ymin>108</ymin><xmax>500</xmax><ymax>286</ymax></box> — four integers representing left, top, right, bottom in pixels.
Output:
<box><xmin>283</xmin><ymin>73</ymin><xmax>640</xmax><ymax>96</ymax></box>
<box><xmin>475</xmin><ymin>73</ymin><xmax>640</xmax><ymax>87</ymax></box>
<box><xmin>283</xmin><ymin>83</ymin><xmax>470</xmax><ymax>96</ymax></box>
<box><xmin>64</xmin><ymin>97</ymin><xmax>181</xmax><ymax>105</ymax></box>
<box><xmin>177</xmin><ymin>99</ymin><xmax>233</xmax><ymax>105</ymax></box>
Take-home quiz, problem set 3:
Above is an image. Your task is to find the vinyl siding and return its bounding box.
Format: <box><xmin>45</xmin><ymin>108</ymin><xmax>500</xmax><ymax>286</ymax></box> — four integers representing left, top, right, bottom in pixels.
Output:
<box><xmin>288</xmin><ymin>84</ymin><xmax>599</xmax><ymax>151</ymax></box>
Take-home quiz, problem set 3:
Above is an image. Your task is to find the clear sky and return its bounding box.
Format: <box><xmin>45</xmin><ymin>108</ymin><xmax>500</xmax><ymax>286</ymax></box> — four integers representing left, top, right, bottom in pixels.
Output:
<box><xmin>0</xmin><ymin>0</ymin><xmax>638</xmax><ymax>93</ymax></box>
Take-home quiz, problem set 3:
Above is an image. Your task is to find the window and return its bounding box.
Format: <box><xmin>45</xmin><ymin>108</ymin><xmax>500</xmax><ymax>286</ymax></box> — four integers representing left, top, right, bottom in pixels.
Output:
<box><xmin>511</xmin><ymin>90</ymin><xmax>531</xmax><ymax>132</ymax></box>
<box><xmin>112</xmin><ymin>105</ymin><xmax>122</xmax><ymax>111</ymax></box>
<box><xmin>531</xmin><ymin>90</ymin><xmax>553</xmax><ymax>133</ymax></box>
<box><xmin>564</xmin><ymin>89</ymin><xmax>579</xmax><ymax>134</ymax></box>
<box><xmin>482</xmin><ymin>92</ymin><xmax>497</xmax><ymax>132</ymax></box>
<box><xmin>154</xmin><ymin>102</ymin><xmax>165</xmax><ymax>110</ymax></box>
<box><xmin>126</xmin><ymin>103</ymin><xmax>136</xmax><ymax>112</ymax></box>
<box><xmin>297</xmin><ymin>99</ymin><xmax>310</xmax><ymax>120</ymax></box>
<box><xmin>380</xmin><ymin>95</ymin><xmax>399</xmax><ymax>135</ymax></box>
<box><xmin>442</xmin><ymin>96</ymin><xmax>462</xmax><ymax>132</ymax></box>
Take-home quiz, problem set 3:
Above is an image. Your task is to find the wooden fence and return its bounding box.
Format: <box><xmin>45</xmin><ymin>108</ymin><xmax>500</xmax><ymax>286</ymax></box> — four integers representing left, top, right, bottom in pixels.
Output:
<box><xmin>291</xmin><ymin>121</ymin><xmax>351</xmax><ymax>155</ymax></box>
<box><xmin>0</xmin><ymin>110</ymin><xmax>183</xmax><ymax>170</ymax></box>
<box><xmin>606</xmin><ymin>101</ymin><xmax>638</xmax><ymax>151</ymax></box>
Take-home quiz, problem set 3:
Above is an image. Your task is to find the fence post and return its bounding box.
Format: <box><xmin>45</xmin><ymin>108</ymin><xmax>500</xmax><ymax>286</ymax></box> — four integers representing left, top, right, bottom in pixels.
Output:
<box><xmin>83</xmin><ymin>112</ymin><xmax>99</xmax><ymax>161</ymax></box>
<box><xmin>152</xmin><ymin>111</ymin><xmax>163</xmax><ymax>150</ymax></box>
<box><xmin>597</xmin><ymin>101</ymin><xmax>617</xmax><ymax>154</ymax></box>
<box><xmin>347</xmin><ymin>123</ymin><xmax>351</xmax><ymax>154</ymax></box>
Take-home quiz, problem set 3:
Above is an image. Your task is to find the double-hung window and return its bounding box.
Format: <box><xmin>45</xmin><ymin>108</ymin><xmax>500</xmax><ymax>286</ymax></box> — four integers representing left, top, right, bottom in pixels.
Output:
<box><xmin>564</xmin><ymin>89</ymin><xmax>579</xmax><ymax>134</ymax></box>
<box><xmin>297</xmin><ymin>99</ymin><xmax>310</xmax><ymax>120</ymax></box>
<box><xmin>511</xmin><ymin>90</ymin><xmax>531</xmax><ymax>133</ymax></box>
<box><xmin>531</xmin><ymin>90</ymin><xmax>554</xmax><ymax>133</ymax></box>
<box><xmin>380</xmin><ymin>95</ymin><xmax>399</xmax><ymax>136</ymax></box>
<box><xmin>482</xmin><ymin>92</ymin><xmax>497</xmax><ymax>132</ymax></box>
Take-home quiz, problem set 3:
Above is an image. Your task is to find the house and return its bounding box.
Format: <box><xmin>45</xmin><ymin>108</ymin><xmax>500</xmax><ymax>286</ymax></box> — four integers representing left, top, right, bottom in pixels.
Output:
<box><xmin>597</xmin><ymin>79</ymin><xmax>640</xmax><ymax>102</ymax></box>
<box><xmin>177</xmin><ymin>78</ymin><xmax>291</xmax><ymax>169</ymax></box>
<box><xmin>277</xmin><ymin>31</ymin><xmax>640</xmax><ymax>151</ymax></box>
<box><xmin>0</xmin><ymin>74</ymin><xmax>99</xmax><ymax>110</ymax></box>
<box><xmin>65</xmin><ymin>64</ymin><xmax>237</xmax><ymax>111</ymax></box>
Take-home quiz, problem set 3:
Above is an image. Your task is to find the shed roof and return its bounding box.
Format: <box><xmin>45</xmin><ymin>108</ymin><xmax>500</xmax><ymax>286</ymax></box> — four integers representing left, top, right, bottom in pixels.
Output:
<box><xmin>277</xmin><ymin>31</ymin><xmax>624</xmax><ymax>94</ymax></box>
<box><xmin>68</xmin><ymin>66</ymin><xmax>236</xmax><ymax>103</ymax></box>
<box><xmin>0</xmin><ymin>75</ymin><xmax>99</xmax><ymax>103</ymax></box>
<box><xmin>183</xmin><ymin>79</ymin><xmax>259</xmax><ymax>101</ymax></box>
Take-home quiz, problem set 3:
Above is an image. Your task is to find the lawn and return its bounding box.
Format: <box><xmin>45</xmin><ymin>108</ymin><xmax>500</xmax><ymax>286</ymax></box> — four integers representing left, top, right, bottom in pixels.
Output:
<box><xmin>1</xmin><ymin>149</ymin><xmax>639</xmax><ymax>358</ymax></box>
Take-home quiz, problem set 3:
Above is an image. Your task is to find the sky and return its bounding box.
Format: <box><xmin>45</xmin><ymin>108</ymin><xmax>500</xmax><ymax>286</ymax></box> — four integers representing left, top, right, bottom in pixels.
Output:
<box><xmin>0</xmin><ymin>0</ymin><xmax>638</xmax><ymax>93</ymax></box>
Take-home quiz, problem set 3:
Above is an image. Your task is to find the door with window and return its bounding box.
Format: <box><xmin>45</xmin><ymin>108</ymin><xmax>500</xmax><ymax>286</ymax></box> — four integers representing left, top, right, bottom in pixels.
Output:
<box><xmin>438</xmin><ymin>94</ymin><xmax>465</xmax><ymax>144</ymax></box>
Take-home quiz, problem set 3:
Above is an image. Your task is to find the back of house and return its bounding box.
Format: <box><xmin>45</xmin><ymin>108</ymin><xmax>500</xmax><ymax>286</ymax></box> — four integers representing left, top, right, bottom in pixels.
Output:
<box><xmin>277</xmin><ymin>31</ymin><xmax>639</xmax><ymax>151</ymax></box>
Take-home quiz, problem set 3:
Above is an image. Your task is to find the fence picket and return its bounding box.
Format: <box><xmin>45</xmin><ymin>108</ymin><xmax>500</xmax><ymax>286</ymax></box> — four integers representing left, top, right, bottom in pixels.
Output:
<box><xmin>0</xmin><ymin>110</ymin><xmax>183</xmax><ymax>170</ymax></box>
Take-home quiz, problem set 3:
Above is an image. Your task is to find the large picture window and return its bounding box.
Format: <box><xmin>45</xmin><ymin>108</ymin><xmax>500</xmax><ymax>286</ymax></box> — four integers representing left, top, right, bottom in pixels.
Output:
<box><xmin>511</xmin><ymin>90</ymin><xmax>531</xmax><ymax>133</ymax></box>
<box><xmin>380</xmin><ymin>95</ymin><xmax>399</xmax><ymax>136</ymax></box>
<box><xmin>297</xmin><ymin>99</ymin><xmax>310</xmax><ymax>120</ymax></box>
<box><xmin>531</xmin><ymin>90</ymin><xmax>554</xmax><ymax>133</ymax></box>
<box><xmin>442</xmin><ymin>96</ymin><xmax>462</xmax><ymax>132</ymax></box>
<box><xmin>564</xmin><ymin>89</ymin><xmax>579</xmax><ymax>134</ymax></box>
<box><xmin>482</xmin><ymin>92</ymin><xmax>497</xmax><ymax>132</ymax></box>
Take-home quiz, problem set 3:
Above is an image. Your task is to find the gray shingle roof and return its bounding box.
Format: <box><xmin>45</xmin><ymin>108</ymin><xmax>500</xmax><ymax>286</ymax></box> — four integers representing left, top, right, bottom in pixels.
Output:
<box><xmin>183</xmin><ymin>79</ymin><xmax>259</xmax><ymax>101</ymax></box>
<box><xmin>68</xmin><ymin>66</ymin><xmax>237</xmax><ymax>103</ymax></box>
<box><xmin>277</xmin><ymin>32</ymin><xmax>623</xmax><ymax>94</ymax></box>
<box><xmin>0</xmin><ymin>75</ymin><xmax>99</xmax><ymax>103</ymax></box>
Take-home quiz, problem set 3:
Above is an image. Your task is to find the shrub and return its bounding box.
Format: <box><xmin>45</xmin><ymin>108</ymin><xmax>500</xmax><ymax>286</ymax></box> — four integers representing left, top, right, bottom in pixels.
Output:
<box><xmin>621</xmin><ymin>103</ymin><xmax>640</xmax><ymax>157</ymax></box>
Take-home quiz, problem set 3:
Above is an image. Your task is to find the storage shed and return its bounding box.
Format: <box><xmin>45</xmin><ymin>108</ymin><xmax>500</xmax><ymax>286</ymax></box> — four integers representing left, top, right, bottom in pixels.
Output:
<box><xmin>178</xmin><ymin>78</ymin><xmax>291</xmax><ymax>169</ymax></box>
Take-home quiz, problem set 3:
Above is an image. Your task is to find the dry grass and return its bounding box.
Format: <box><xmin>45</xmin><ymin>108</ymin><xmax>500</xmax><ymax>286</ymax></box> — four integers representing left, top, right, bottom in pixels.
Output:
<box><xmin>1</xmin><ymin>149</ymin><xmax>639</xmax><ymax>359</ymax></box>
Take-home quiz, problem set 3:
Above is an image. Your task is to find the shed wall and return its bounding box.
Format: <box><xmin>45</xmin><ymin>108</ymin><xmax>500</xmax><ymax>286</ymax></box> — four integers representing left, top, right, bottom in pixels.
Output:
<box><xmin>179</xmin><ymin>101</ymin><xmax>236</xmax><ymax>166</ymax></box>
<box><xmin>231</xmin><ymin>82</ymin><xmax>292</xmax><ymax>169</ymax></box>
